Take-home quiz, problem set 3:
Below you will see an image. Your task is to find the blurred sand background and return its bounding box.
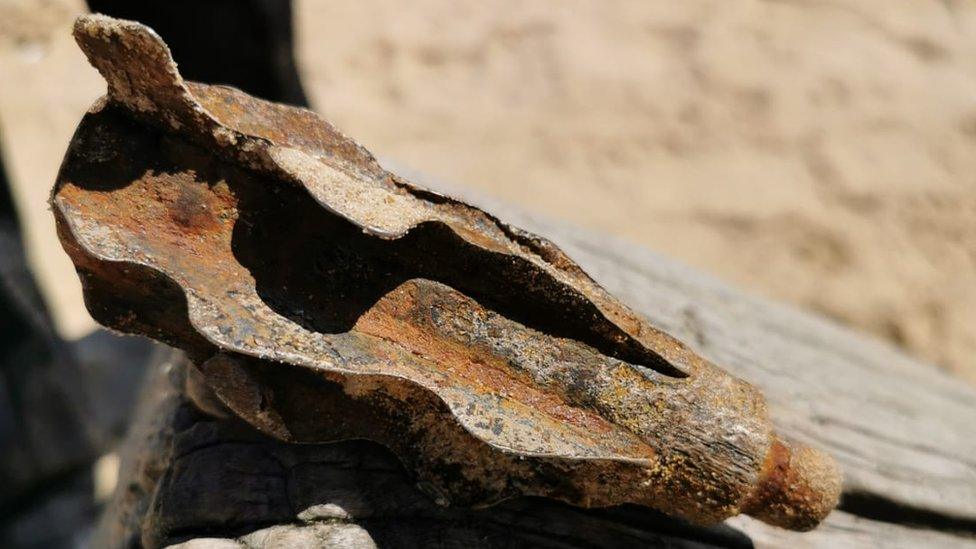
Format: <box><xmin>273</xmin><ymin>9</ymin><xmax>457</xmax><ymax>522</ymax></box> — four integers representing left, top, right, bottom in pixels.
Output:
<box><xmin>0</xmin><ymin>0</ymin><xmax>974</xmax><ymax>383</ymax></box>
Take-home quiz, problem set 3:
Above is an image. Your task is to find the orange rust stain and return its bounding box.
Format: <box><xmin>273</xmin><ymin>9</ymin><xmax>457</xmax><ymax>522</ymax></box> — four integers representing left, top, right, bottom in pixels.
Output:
<box><xmin>166</xmin><ymin>178</ymin><xmax>224</xmax><ymax>233</ymax></box>
<box><xmin>352</xmin><ymin>280</ymin><xmax>653</xmax><ymax>458</ymax></box>
<box><xmin>754</xmin><ymin>439</ymin><xmax>791</xmax><ymax>503</ymax></box>
<box><xmin>58</xmin><ymin>170</ymin><xmax>240</xmax><ymax>280</ymax></box>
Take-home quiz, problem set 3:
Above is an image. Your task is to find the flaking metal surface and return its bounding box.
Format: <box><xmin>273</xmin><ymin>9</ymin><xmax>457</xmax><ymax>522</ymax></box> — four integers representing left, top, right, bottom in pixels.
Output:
<box><xmin>53</xmin><ymin>15</ymin><xmax>841</xmax><ymax>531</ymax></box>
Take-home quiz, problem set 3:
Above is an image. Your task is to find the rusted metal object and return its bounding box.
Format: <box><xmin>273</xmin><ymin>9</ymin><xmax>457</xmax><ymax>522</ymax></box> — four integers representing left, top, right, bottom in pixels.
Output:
<box><xmin>54</xmin><ymin>15</ymin><xmax>841</xmax><ymax>532</ymax></box>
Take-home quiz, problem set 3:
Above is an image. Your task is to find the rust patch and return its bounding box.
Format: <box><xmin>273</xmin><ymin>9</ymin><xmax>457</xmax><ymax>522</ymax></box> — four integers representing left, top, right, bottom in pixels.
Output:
<box><xmin>742</xmin><ymin>440</ymin><xmax>843</xmax><ymax>531</ymax></box>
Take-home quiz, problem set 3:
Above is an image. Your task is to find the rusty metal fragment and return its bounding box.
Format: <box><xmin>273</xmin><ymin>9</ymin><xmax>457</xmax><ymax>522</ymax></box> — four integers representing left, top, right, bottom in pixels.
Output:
<box><xmin>53</xmin><ymin>15</ymin><xmax>842</xmax><ymax>532</ymax></box>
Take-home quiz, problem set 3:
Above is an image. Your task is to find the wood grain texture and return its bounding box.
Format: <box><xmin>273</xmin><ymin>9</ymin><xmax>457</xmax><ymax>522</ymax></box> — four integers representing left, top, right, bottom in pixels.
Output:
<box><xmin>94</xmin><ymin>166</ymin><xmax>976</xmax><ymax>547</ymax></box>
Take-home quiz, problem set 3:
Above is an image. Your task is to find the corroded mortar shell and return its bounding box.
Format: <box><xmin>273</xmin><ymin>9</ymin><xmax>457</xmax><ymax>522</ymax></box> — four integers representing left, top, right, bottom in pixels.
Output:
<box><xmin>53</xmin><ymin>15</ymin><xmax>841</xmax><ymax>531</ymax></box>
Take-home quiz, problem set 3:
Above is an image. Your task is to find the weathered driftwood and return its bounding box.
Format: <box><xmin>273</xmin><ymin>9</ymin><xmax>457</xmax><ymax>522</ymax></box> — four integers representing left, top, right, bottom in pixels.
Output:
<box><xmin>56</xmin><ymin>14</ymin><xmax>840</xmax><ymax>533</ymax></box>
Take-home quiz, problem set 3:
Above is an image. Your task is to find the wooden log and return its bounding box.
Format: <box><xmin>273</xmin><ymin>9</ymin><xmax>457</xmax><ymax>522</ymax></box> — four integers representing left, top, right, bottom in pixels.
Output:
<box><xmin>93</xmin><ymin>169</ymin><xmax>976</xmax><ymax>547</ymax></box>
